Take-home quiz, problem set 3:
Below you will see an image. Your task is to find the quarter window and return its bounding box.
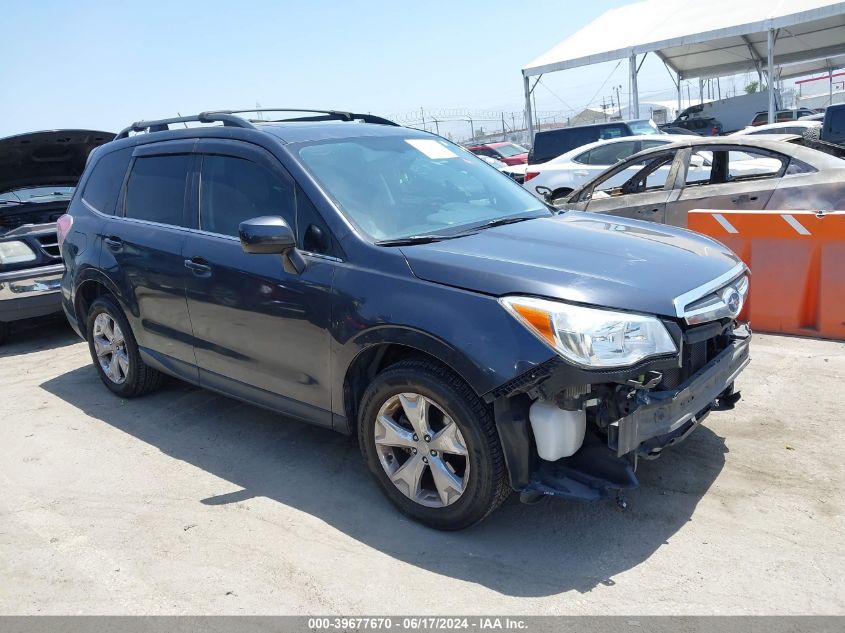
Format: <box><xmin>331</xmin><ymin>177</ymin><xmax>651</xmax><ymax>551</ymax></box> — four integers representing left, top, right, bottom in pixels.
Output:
<box><xmin>82</xmin><ymin>148</ymin><xmax>133</xmax><ymax>214</ymax></box>
<box><xmin>199</xmin><ymin>155</ymin><xmax>295</xmax><ymax>238</ymax></box>
<box><xmin>124</xmin><ymin>154</ymin><xmax>192</xmax><ymax>225</ymax></box>
<box><xmin>296</xmin><ymin>185</ymin><xmax>336</xmax><ymax>256</ymax></box>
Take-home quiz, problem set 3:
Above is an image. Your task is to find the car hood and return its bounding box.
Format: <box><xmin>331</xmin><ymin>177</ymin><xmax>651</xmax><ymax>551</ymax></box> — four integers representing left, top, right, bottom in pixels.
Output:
<box><xmin>0</xmin><ymin>129</ymin><xmax>114</xmax><ymax>194</ymax></box>
<box><xmin>400</xmin><ymin>212</ymin><xmax>743</xmax><ymax>318</ymax></box>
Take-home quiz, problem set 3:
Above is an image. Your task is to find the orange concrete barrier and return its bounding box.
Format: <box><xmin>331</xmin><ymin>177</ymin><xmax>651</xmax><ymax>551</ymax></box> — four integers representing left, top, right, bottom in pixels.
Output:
<box><xmin>688</xmin><ymin>210</ymin><xmax>845</xmax><ymax>340</ymax></box>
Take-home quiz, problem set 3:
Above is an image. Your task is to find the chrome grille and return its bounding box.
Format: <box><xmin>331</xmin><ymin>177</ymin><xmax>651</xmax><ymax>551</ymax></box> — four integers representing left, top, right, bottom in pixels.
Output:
<box><xmin>673</xmin><ymin>263</ymin><xmax>749</xmax><ymax>325</ymax></box>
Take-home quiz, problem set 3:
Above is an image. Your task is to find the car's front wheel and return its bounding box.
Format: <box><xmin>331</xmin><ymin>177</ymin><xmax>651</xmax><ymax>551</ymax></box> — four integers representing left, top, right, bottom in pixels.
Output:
<box><xmin>358</xmin><ymin>359</ymin><xmax>510</xmax><ymax>530</ymax></box>
<box><xmin>86</xmin><ymin>295</ymin><xmax>163</xmax><ymax>398</ymax></box>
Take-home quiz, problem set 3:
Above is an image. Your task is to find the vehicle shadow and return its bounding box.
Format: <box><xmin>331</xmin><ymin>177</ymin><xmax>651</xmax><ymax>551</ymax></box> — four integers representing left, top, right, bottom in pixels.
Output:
<box><xmin>0</xmin><ymin>315</ymin><xmax>79</xmax><ymax>358</ymax></box>
<box><xmin>40</xmin><ymin>365</ymin><xmax>727</xmax><ymax>597</ymax></box>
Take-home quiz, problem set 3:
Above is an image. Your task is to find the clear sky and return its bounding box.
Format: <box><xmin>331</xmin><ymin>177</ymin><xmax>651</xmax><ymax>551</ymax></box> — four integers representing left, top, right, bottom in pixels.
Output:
<box><xmin>1</xmin><ymin>0</ymin><xmax>757</xmax><ymax>139</ymax></box>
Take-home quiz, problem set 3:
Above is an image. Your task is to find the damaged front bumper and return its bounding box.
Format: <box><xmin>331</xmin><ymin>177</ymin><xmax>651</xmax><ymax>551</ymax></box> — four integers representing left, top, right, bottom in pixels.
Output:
<box><xmin>494</xmin><ymin>323</ymin><xmax>751</xmax><ymax>504</ymax></box>
<box><xmin>609</xmin><ymin>323</ymin><xmax>750</xmax><ymax>460</ymax></box>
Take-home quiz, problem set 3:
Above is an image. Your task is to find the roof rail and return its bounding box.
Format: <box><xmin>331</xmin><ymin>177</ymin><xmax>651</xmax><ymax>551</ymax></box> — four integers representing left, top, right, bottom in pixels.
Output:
<box><xmin>214</xmin><ymin>108</ymin><xmax>399</xmax><ymax>127</ymax></box>
<box><xmin>115</xmin><ymin>108</ymin><xmax>400</xmax><ymax>140</ymax></box>
<box><xmin>115</xmin><ymin>112</ymin><xmax>257</xmax><ymax>139</ymax></box>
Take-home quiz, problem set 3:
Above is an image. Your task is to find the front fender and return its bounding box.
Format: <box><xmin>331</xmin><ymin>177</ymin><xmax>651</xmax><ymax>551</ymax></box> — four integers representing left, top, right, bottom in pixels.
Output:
<box><xmin>329</xmin><ymin>263</ymin><xmax>556</xmax><ymax>427</ymax></box>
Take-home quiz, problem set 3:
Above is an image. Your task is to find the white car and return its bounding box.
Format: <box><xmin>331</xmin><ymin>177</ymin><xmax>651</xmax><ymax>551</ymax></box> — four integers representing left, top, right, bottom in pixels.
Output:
<box><xmin>523</xmin><ymin>135</ymin><xmax>696</xmax><ymax>204</ymax></box>
<box><xmin>730</xmin><ymin>120</ymin><xmax>821</xmax><ymax>137</ymax></box>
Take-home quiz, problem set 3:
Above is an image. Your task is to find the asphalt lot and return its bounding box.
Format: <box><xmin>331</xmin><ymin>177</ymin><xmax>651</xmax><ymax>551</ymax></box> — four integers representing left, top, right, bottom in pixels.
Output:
<box><xmin>0</xmin><ymin>317</ymin><xmax>843</xmax><ymax>615</ymax></box>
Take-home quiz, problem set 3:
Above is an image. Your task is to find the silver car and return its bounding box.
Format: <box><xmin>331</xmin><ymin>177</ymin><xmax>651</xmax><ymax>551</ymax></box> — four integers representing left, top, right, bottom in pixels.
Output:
<box><xmin>559</xmin><ymin>137</ymin><xmax>845</xmax><ymax>227</ymax></box>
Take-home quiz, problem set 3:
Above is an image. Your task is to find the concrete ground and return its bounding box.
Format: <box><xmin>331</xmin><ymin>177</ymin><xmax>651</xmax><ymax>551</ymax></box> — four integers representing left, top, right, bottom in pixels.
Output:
<box><xmin>0</xmin><ymin>317</ymin><xmax>843</xmax><ymax>615</ymax></box>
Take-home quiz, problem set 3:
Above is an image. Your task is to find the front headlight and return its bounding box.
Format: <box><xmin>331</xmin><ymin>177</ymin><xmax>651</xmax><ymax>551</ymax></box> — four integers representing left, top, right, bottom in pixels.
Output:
<box><xmin>0</xmin><ymin>240</ymin><xmax>37</xmax><ymax>265</ymax></box>
<box><xmin>499</xmin><ymin>296</ymin><xmax>677</xmax><ymax>368</ymax></box>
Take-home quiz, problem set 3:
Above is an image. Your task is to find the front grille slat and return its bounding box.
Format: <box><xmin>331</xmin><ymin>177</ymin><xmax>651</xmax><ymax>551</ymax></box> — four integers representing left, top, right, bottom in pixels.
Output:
<box><xmin>35</xmin><ymin>233</ymin><xmax>61</xmax><ymax>259</ymax></box>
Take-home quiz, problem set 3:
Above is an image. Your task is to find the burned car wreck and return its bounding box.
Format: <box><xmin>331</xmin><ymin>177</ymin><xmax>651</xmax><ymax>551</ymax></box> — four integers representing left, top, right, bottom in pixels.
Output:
<box><xmin>0</xmin><ymin>130</ymin><xmax>111</xmax><ymax>343</ymax></box>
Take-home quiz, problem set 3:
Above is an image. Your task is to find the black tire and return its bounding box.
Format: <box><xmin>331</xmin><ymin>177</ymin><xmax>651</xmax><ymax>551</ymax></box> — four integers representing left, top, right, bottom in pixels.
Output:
<box><xmin>0</xmin><ymin>320</ymin><xmax>9</xmax><ymax>346</ymax></box>
<box><xmin>550</xmin><ymin>188</ymin><xmax>573</xmax><ymax>205</ymax></box>
<box><xmin>358</xmin><ymin>359</ymin><xmax>510</xmax><ymax>530</ymax></box>
<box><xmin>85</xmin><ymin>295</ymin><xmax>163</xmax><ymax>398</ymax></box>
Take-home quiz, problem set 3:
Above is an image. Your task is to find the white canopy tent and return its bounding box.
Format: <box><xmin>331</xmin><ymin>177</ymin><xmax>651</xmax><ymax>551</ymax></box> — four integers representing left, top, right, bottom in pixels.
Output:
<box><xmin>522</xmin><ymin>0</ymin><xmax>845</xmax><ymax>140</ymax></box>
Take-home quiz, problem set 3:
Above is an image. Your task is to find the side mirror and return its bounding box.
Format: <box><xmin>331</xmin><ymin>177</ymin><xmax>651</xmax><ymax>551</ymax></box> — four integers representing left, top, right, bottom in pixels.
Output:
<box><xmin>239</xmin><ymin>216</ymin><xmax>296</xmax><ymax>254</ymax></box>
<box><xmin>239</xmin><ymin>216</ymin><xmax>305</xmax><ymax>274</ymax></box>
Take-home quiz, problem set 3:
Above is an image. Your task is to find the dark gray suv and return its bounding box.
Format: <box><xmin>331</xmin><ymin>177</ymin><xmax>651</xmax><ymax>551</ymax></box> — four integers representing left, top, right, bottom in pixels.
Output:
<box><xmin>59</xmin><ymin>109</ymin><xmax>750</xmax><ymax>530</ymax></box>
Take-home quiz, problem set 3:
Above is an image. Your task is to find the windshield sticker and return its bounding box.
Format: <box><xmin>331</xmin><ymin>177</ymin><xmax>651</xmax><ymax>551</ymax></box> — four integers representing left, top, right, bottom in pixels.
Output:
<box><xmin>405</xmin><ymin>139</ymin><xmax>458</xmax><ymax>159</ymax></box>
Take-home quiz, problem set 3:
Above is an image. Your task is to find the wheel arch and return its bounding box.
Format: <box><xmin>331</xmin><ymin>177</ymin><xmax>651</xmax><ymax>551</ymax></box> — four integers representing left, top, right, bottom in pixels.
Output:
<box><xmin>340</xmin><ymin>327</ymin><xmax>492</xmax><ymax>436</ymax></box>
<box><xmin>73</xmin><ymin>272</ymin><xmax>123</xmax><ymax>338</ymax></box>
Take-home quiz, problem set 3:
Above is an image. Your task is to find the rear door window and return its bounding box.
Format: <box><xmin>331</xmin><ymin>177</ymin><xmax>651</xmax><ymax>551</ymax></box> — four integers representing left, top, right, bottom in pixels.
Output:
<box><xmin>124</xmin><ymin>154</ymin><xmax>193</xmax><ymax>226</ymax></box>
<box><xmin>597</xmin><ymin>125</ymin><xmax>627</xmax><ymax>140</ymax></box>
<box><xmin>199</xmin><ymin>154</ymin><xmax>295</xmax><ymax>237</ymax></box>
<box><xmin>82</xmin><ymin>148</ymin><xmax>133</xmax><ymax>214</ymax></box>
<box><xmin>728</xmin><ymin>149</ymin><xmax>786</xmax><ymax>181</ymax></box>
<box><xmin>582</xmin><ymin>141</ymin><xmax>637</xmax><ymax>165</ymax></box>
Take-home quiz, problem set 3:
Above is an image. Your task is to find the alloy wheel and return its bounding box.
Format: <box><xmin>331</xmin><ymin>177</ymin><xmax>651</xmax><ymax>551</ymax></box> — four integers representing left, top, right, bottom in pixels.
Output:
<box><xmin>374</xmin><ymin>392</ymin><xmax>470</xmax><ymax>508</ymax></box>
<box><xmin>92</xmin><ymin>313</ymin><xmax>129</xmax><ymax>385</ymax></box>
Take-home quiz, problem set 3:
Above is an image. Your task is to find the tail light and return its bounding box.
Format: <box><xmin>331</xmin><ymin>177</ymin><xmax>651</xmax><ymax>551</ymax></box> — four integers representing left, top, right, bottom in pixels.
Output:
<box><xmin>56</xmin><ymin>214</ymin><xmax>73</xmax><ymax>256</ymax></box>
<box><xmin>524</xmin><ymin>172</ymin><xmax>540</xmax><ymax>182</ymax></box>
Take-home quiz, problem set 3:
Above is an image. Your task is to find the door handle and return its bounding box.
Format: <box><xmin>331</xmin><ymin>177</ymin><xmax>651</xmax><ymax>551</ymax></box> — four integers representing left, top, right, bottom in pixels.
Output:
<box><xmin>731</xmin><ymin>194</ymin><xmax>757</xmax><ymax>203</ymax></box>
<box><xmin>574</xmin><ymin>170</ymin><xmax>589</xmax><ymax>177</ymax></box>
<box><xmin>104</xmin><ymin>236</ymin><xmax>123</xmax><ymax>250</ymax></box>
<box><xmin>184</xmin><ymin>257</ymin><xmax>211</xmax><ymax>275</ymax></box>
<box><xmin>639</xmin><ymin>208</ymin><xmax>660</xmax><ymax>214</ymax></box>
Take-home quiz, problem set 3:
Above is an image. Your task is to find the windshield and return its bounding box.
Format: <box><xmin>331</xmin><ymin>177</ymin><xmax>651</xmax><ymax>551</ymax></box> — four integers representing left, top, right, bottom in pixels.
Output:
<box><xmin>627</xmin><ymin>119</ymin><xmax>660</xmax><ymax>135</ymax></box>
<box><xmin>296</xmin><ymin>136</ymin><xmax>549</xmax><ymax>242</ymax></box>
<box><xmin>0</xmin><ymin>186</ymin><xmax>75</xmax><ymax>203</ymax></box>
<box><xmin>495</xmin><ymin>143</ymin><xmax>528</xmax><ymax>158</ymax></box>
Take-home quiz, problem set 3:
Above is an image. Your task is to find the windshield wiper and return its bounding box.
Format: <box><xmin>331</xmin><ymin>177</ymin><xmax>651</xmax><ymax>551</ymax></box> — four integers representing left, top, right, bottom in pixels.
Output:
<box><xmin>477</xmin><ymin>215</ymin><xmax>541</xmax><ymax>230</ymax></box>
<box><xmin>377</xmin><ymin>215</ymin><xmax>548</xmax><ymax>246</ymax></box>
<box><xmin>376</xmin><ymin>234</ymin><xmax>456</xmax><ymax>246</ymax></box>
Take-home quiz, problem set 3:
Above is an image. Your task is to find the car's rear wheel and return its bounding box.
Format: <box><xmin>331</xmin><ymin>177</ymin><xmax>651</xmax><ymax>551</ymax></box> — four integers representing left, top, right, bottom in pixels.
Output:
<box><xmin>358</xmin><ymin>359</ymin><xmax>510</xmax><ymax>530</ymax></box>
<box><xmin>86</xmin><ymin>295</ymin><xmax>163</xmax><ymax>398</ymax></box>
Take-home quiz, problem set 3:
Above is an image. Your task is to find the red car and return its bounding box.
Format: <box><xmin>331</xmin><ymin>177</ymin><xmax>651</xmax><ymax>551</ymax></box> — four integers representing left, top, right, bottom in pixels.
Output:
<box><xmin>466</xmin><ymin>142</ymin><xmax>529</xmax><ymax>165</ymax></box>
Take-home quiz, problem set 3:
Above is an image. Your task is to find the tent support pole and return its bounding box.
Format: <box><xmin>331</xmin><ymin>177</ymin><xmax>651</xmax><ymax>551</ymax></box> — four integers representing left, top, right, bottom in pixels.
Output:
<box><xmin>767</xmin><ymin>28</ymin><xmax>776</xmax><ymax>124</ymax></box>
<box><xmin>677</xmin><ymin>73</ymin><xmax>683</xmax><ymax>116</ymax></box>
<box><xmin>523</xmin><ymin>74</ymin><xmax>534</xmax><ymax>146</ymax></box>
<box><xmin>830</xmin><ymin>66</ymin><xmax>834</xmax><ymax>105</ymax></box>
<box><xmin>629</xmin><ymin>53</ymin><xmax>640</xmax><ymax>118</ymax></box>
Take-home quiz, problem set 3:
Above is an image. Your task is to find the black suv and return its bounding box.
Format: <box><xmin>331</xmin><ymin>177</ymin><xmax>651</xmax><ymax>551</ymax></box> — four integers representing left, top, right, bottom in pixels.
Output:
<box><xmin>60</xmin><ymin>109</ymin><xmax>751</xmax><ymax>529</ymax></box>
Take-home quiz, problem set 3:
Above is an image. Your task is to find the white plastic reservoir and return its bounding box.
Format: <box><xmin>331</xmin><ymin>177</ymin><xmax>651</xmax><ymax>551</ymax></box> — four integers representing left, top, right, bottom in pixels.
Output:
<box><xmin>529</xmin><ymin>399</ymin><xmax>586</xmax><ymax>461</ymax></box>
